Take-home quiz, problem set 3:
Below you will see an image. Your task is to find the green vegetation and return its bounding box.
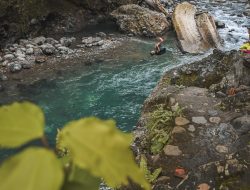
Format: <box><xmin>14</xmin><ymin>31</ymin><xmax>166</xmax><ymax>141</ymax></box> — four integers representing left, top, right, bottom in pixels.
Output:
<box><xmin>0</xmin><ymin>102</ymin><xmax>151</xmax><ymax>190</ymax></box>
<box><xmin>145</xmin><ymin>104</ymin><xmax>183</xmax><ymax>154</ymax></box>
<box><xmin>140</xmin><ymin>155</ymin><xmax>162</xmax><ymax>183</ymax></box>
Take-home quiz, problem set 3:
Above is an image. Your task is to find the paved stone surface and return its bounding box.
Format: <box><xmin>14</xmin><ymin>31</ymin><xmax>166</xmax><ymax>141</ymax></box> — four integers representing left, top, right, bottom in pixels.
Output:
<box><xmin>175</xmin><ymin>117</ymin><xmax>190</xmax><ymax>126</ymax></box>
<box><xmin>188</xmin><ymin>125</ymin><xmax>196</xmax><ymax>132</ymax></box>
<box><xmin>215</xmin><ymin>145</ymin><xmax>229</xmax><ymax>153</ymax></box>
<box><xmin>164</xmin><ymin>145</ymin><xmax>182</xmax><ymax>156</ymax></box>
<box><xmin>209</xmin><ymin>117</ymin><xmax>221</xmax><ymax>124</ymax></box>
<box><xmin>172</xmin><ymin>126</ymin><xmax>186</xmax><ymax>134</ymax></box>
<box><xmin>192</xmin><ymin>116</ymin><xmax>207</xmax><ymax>124</ymax></box>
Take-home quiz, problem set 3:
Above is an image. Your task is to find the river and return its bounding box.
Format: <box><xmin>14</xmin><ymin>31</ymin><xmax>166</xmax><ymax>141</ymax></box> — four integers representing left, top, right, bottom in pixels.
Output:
<box><xmin>0</xmin><ymin>0</ymin><xmax>249</xmax><ymax>160</ymax></box>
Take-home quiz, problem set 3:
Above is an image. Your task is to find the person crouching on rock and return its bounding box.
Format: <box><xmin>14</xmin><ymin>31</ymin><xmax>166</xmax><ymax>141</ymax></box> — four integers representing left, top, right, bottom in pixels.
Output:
<box><xmin>155</xmin><ymin>37</ymin><xmax>164</xmax><ymax>54</ymax></box>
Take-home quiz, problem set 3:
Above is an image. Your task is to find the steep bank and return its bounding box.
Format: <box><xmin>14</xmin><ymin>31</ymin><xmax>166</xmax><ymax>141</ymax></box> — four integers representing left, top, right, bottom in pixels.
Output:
<box><xmin>133</xmin><ymin>50</ymin><xmax>250</xmax><ymax>189</ymax></box>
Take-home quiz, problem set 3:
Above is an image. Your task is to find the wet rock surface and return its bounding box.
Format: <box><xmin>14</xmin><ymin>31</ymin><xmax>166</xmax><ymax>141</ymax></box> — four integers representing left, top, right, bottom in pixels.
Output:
<box><xmin>111</xmin><ymin>4</ymin><xmax>171</xmax><ymax>37</ymax></box>
<box><xmin>172</xmin><ymin>2</ymin><xmax>221</xmax><ymax>53</ymax></box>
<box><xmin>133</xmin><ymin>50</ymin><xmax>250</xmax><ymax>189</ymax></box>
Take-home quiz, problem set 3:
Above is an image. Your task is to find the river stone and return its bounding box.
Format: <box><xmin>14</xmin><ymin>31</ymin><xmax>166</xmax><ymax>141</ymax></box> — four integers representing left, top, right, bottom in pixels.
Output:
<box><xmin>215</xmin><ymin>20</ymin><xmax>226</xmax><ymax>28</ymax></box>
<box><xmin>192</xmin><ymin>116</ymin><xmax>207</xmax><ymax>124</ymax></box>
<box><xmin>209</xmin><ymin>117</ymin><xmax>221</xmax><ymax>124</ymax></box>
<box><xmin>33</xmin><ymin>36</ymin><xmax>46</xmax><ymax>45</ymax></box>
<box><xmin>111</xmin><ymin>4</ymin><xmax>170</xmax><ymax>37</ymax></box>
<box><xmin>20</xmin><ymin>60</ymin><xmax>32</xmax><ymax>69</ymax></box>
<box><xmin>188</xmin><ymin>125</ymin><xmax>195</xmax><ymax>132</ymax></box>
<box><xmin>41</xmin><ymin>44</ymin><xmax>55</xmax><ymax>55</ymax></box>
<box><xmin>175</xmin><ymin>117</ymin><xmax>190</xmax><ymax>126</ymax></box>
<box><xmin>60</xmin><ymin>37</ymin><xmax>75</xmax><ymax>47</ymax></box>
<box><xmin>9</xmin><ymin>63</ymin><xmax>22</xmax><ymax>73</ymax></box>
<box><xmin>96</xmin><ymin>32</ymin><xmax>107</xmax><ymax>37</ymax></box>
<box><xmin>215</xmin><ymin>145</ymin><xmax>229</xmax><ymax>153</ymax></box>
<box><xmin>172</xmin><ymin>126</ymin><xmax>186</xmax><ymax>134</ymax></box>
<box><xmin>4</xmin><ymin>54</ymin><xmax>14</xmax><ymax>61</ymax></box>
<box><xmin>164</xmin><ymin>145</ymin><xmax>182</xmax><ymax>156</ymax></box>
<box><xmin>26</xmin><ymin>48</ymin><xmax>34</xmax><ymax>55</ymax></box>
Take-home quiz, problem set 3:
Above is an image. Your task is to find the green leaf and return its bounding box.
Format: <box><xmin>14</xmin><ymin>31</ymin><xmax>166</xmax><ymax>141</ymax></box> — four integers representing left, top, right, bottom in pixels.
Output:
<box><xmin>0</xmin><ymin>147</ymin><xmax>64</xmax><ymax>190</ymax></box>
<box><xmin>59</xmin><ymin>117</ymin><xmax>151</xmax><ymax>190</ymax></box>
<box><xmin>0</xmin><ymin>102</ymin><xmax>44</xmax><ymax>148</ymax></box>
<box><xmin>150</xmin><ymin>168</ymin><xmax>162</xmax><ymax>183</ymax></box>
<box><xmin>63</xmin><ymin>165</ymin><xmax>101</xmax><ymax>190</ymax></box>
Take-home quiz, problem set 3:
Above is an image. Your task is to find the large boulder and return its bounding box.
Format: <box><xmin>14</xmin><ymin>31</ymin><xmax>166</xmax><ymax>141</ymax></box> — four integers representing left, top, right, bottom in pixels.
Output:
<box><xmin>111</xmin><ymin>4</ymin><xmax>170</xmax><ymax>36</ymax></box>
<box><xmin>172</xmin><ymin>2</ymin><xmax>221</xmax><ymax>53</ymax></box>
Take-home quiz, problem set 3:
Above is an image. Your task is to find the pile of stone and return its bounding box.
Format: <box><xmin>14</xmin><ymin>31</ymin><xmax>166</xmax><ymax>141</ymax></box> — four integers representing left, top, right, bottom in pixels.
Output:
<box><xmin>0</xmin><ymin>33</ymin><xmax>110</xmax><ymax>75</ymax></box>
<box><xmin>0</xmin><ymin>36</ymin><xmax>77</xmax><ymax>73</ymax></box>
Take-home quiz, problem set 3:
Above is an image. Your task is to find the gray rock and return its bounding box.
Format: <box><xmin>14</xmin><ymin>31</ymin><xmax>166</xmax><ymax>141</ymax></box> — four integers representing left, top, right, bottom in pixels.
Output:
<box><xmin>58</xmin><ymin>46</ymin><xmax>69</xmax><ymax>52</ymax></box>
<box><xmin>215</xmin><ymin>145</ymin><xmax>228</xmax><ymax>153</ymax></box>
<box><xmin>9</xmin><ymin>63</ymin><xmax>22</xmax><ymax>73</ymax></box>
<box><xmin>111</xmin><ymin>4</ymin><xmax>170</xmax><ymax>37</ymax></box>
<box><xmin>172</xmin><ymin>126</ymin><xmax>186</xmax><ymax>134</ymax></box>
<box><xmin>96</xmin><ymin>32</ymin><xmax>107</xmax><ymax>37</ymax></box>
<box><xmin>33</xmin><ymin>36</ymin><xmax>46</xmax><ymax>45</ymax></box>
<box><xmin>20</xmin><ymin>60</ymin><xmax>32</xmax><ymax>69</ymax></box>
<box><xmin>26</xmin><ymin>44</ymin><xmax>34</xmax><ymax>49</ymax></box>
<box><xmin>45</xmin><ymin>38</ymin><xmax>59</xmax><ymax>45</ymax></box>
<box><xmin>16</xmin><ymin>57</ymin><xmax>26</xmax><ymax>61</ymax></box>
<box><xmin>164</xmin><ymin>145</ymin><xmax>182</xmax><ymax>156</ymax></box>
<box><xmin>97</xmin><ymin>40</ymin><xmax>104</xmax><ymax>46</ymax></box>
<box><xmin>41</xmin><ymin>44</ymin><xmax>55</xmax><ymax>55</ymax></box>
<box><xmin>33</xmin><ymin>47</ymin><xmax>43</xmax><ymax>56</ymax></box>
<box><xmin>209</xmin><ymin>117</ymin><xmax>221</xmax><ymax>124</ymax></box>
<box><xmin>92</xmin><ymin>37</ymin><xmax>102</xmax><ymax>43</ymax></box>
<box><xmin>60</xmin><ymin>37</ymin><xmax>75</xmax><ymax>47</ymax></box>
<box><xmin>175</xmin><ymin>117</ymin><xmax>190</xmax><ymax>126</ymax></box>
<box><xmin>4</xmin><ymin>54</ymin><xmax>14</xmax><ymax>61</ymax></box>
<box><xmin>0</xmin><ymin>57</ymin><xmax>3</xmax><ymax>62</ymax></box>
<box><xmin>208</xmin><ymin>110</ymin><xmax>218</xmax><ymax>116</ymax></box>
<box><xmin>19</xmin><ymin>39</ymin><xmax>29</xmax><ymax>46</ymax></box>
<box><xmin>192</xmin><ymin>116</ymin><xmax>207</xmax><ymax>124</ymax></box>
<box><xmin>215</xmin><ymin>20</ymin><xmax>226</xmax><ymax>28</ymax></box>
<box><xmin>2</xmin><ymin>60</ymin><xmax>8</xmax><ymax>67</ymax></box>
<box><xmin>15</xmin><ymin>50</ymin><xmax>25</xmax><ymax>58</ymax></box>
<box><xmin>188</xmin><ymin>125</ymin><xmax>196</xmax><ymax>132</ymax></box>
<box><xmin>30</xmin><ymin>18</ymin><xmax>38</xmax><ymax>25</ymax></box>
<box><xmin>26</xmin><ymin>48</ymin><xmax>34</xmax><ymax>55</ymax></box>
<box><xmin>82</xmin><ymin>37</ymin><xmax>94</xmax><ymax>44</ymax></box>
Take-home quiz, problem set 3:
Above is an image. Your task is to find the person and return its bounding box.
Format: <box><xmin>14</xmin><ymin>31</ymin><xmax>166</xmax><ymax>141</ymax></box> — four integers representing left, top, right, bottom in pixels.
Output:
<box><xmin>155</xmin><ymin>37</ymin><xmax>164</xmax><ymax>54</ymax></box>
<box><xmin>240</xmin><ymin>28</ymin><xmax>250</xmax><ymax>54</ymax></box>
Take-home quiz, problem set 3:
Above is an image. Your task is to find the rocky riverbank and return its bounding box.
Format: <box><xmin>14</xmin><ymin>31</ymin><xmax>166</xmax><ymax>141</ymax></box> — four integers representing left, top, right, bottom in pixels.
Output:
<box><xmin>132</xmin><ymin>49</ymin><xmax>250</xmax><ymax>189</ymax></box>
<box><xmin>0</xmin><ymin>32</ymin><xmax>132</xmax><ymax>96</ymax></box>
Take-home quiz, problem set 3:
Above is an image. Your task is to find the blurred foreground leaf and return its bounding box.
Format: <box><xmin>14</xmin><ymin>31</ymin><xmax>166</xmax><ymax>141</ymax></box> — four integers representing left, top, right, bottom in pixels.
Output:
<box><xmin>0</xmin><ymin>147</ymin><xmax>64</xmax><ymax>190</ymax></box>
<box><xmin>0</xmin><ymin>102</ymin><xmax>44</xmax><ymax>148</ymax></box>
<box><xmin>63</xmin><ymin>165</ymin><xmax>101</xmax><ymax>190</ymax></box>
<box><xmin>59</xmin><ymin>117</ymin><xmax>151</xmax><ymax>190</ymax></box>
